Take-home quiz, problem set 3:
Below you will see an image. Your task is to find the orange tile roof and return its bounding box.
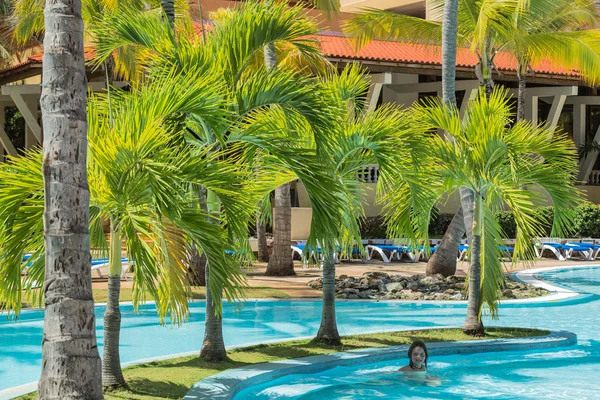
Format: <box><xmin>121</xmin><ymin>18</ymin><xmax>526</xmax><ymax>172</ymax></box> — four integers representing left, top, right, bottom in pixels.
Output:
<box><xmin>317</xmin><ymin>32</ymin><xmax>577</xmax><ymax>78</ymax></box>
<box><xmin>0</xmin><ymin>28</ymin><xmax>577</xmax><ymax>80</ymax></box>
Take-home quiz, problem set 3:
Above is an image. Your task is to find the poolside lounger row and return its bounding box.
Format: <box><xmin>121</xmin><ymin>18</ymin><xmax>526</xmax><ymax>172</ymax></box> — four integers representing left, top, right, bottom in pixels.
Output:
<box><xmin>21</xmin><ymin>254</ymin><xmax>132</xmax><ymax>278</ymax></box>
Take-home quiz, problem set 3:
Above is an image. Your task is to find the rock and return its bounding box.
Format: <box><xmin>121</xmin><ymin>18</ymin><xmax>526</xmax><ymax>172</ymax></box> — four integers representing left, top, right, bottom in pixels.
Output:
<box><xmin>449</xmin><ymin>293</ymin><xmax>463</xmax><ymax>300</ymax></box>
<box><xmin>407</xmin><ymin>282</ymin><xmax>419</xmax><ymax>291</ymax></box>
<box><xmin>444</xmin><ymin>289</ymin><xmax>456</xmax><ymax>295</ymax></box>
<box><xmin>363</xmin><ymin>272</ymin><xmax>390</xmax><ymax>280</ymax></box>
<box><xmin>428</xmin><ymin>285</ymin><xmax>441</xmax><ymax>292</ymax></box>
<box><xmin>445</xmin><ymin>275</ymin><xmax>460</xmax><ymax>284</ymax></box>
<box><xmin>377</xmin><ymin>280</ymin><xmax>387</xmax><ymax>293</ymax></box>
<box><xmin>502</xmin><ymin>289</ymin><xmax>515</xmax><ymax>298</ymax></box>
<box><xmin>360</xmin><ymin>278</ymin><xmax>369</xmax><ymax>286</ymax></box>
<box><xmin>344</xmin><ymin>288</ymin><xmax>359</xmax><ymax>295</ymax></box>
<box><xmin>369</xmin><ymin>280</ymin><xmax>380</xmax><ymax>290</ymax></box>
<box><xmin>420</xmin><ymin>276</ymin><xmax>439</xmax><ymax>285</ymax></box>
<box><xmin>339</xmin><ymin>274</ymin><xmax>348</xmax><ymax>280</ymax></box>
<box><xmin>433</xmin><ymin>273</ymin><xmax>445</xmax><ymax>281</ymax></box>
<box><xmin>358</xmin><ymin>291</ymin><xmax>371</xmax><ymax>299</ymax></box>
<box><xmin>453</xmin><ymin>282</ymin><xmax>465</xmax><ymax>290</ymax></box>
<box><xmin>409</xmin><ymin>274</ymin><xmax>422</xmax><ymax>282</ymax></box>
<box><xmin>386</xmin><ymin>282</ymin><xmax>405</xmax><ymax>292</ymax></box>
<box><xmin>348</xmin><ymin>294</ymin><xmax>360</xmax><ymax>299</ymax></box>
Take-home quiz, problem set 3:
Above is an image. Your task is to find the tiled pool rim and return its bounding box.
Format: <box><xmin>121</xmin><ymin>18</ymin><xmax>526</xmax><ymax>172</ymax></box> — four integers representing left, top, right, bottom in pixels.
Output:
<box><xmin>183</xmin><ymin>329</ymin><xmax>577</xmax><ymax>400</ymax></box>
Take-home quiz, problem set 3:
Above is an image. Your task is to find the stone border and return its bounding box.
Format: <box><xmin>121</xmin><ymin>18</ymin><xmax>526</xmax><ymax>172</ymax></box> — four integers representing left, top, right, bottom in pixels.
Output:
<box><xmin>513</xmin><ymin>264</ymin><xmax>600</xmax><ymax>302</ymax></box>
<box><xmin>184</xmin><ymin>329</ymin><xmax>576</xmax><ymax>400</ymax></box>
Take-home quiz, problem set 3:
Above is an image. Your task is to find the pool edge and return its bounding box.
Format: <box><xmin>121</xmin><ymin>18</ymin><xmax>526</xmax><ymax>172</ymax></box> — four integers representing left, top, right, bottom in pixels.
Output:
<box><xmin>183</xmin><ymin>329</ymin><xmax>577</xmax><ymax>400</ymax></box>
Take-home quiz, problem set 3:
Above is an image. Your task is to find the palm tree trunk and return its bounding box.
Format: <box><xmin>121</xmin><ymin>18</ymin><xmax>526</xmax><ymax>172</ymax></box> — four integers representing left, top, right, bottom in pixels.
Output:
<box><xmin>463</xmin><ymin>196</ymin><xmax>484</xmax><ymax>336</ymax></box>
<box><xmin>426</xmin><ymin>0</ymin><xmax>463</xmax><ymax>277</ymax></box>
<box><xmin>263</xmin><ymin>40</ymin><xmax>294</xmax><ymax>276</ymax></box>
<box><xmin>161</xmin><ymin>0</ymin><xmax>175</xmax><ymax>29</ymax></box>
<box><xmin>200</xmin><ymin>260</ymin><xmax>228</xmax><ymax>361</ymax></box>
<box><xmin>200</xmin><ymin>189</ymin><xmax>228</xmax><ymax>361</ymax></box>
<box><xmin>102</xmin><ymin>222</ymin><xmax>126</xmax><ymax>387</ymax></box>
<box><xmin>441</xmin><ymin>0</ymin><xmax>458</xmax><ymax>108</ymax></box>
<box><xmin>426</xmin><ymin>208</ymin><xmax>464</xmax><ymax>277</ymax></box>
<box><xmin>516</xmin><ymin>65</ymin><xmax>527</xmax><ymax>122</ymax></box>
<box><xmin>39</xmin><ymin>0</ymin><xmax>103</xmax><ymax>397</ymax></box>
<box><xmin>315</xmin><ymin>248</ymin><xmax>341</xmax><ymax>345</ymax></box>
<box><xmin>266</xmin><ymin>182</ymin><xmax>295</xmax><ymax>276</ymax></box>
<box><xmin>256</xmin><ymin>217</ymin><xmax>269</xmax><ymax>262</ymax></box>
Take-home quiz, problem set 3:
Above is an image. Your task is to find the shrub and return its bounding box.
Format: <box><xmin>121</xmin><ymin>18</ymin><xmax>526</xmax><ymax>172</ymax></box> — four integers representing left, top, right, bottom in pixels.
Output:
<box><xmin>360</xmin><ymin>204</ymin><xmax>600</xmax><ymax>239</ymax></box>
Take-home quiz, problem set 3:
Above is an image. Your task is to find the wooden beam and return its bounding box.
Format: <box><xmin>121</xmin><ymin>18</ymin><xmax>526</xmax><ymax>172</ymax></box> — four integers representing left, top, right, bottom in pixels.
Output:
<box><xmin>564</xmin><ymin>96</ymin><xmax>600</xmax><ymax>106</ymax></box>
<box><xmin>10</xmin><ymin>92</ymin><xmax>41</xmax><ymax>142</ymax></box>
<box><xmin>363</xmin><ymin>82</ymin><xmax>383</xmax><ymax>114</ymax></box>
<box><xmin>506</xmin><ymin>86</ymin><xmax>578</xmax><ymax>97</ymax></box>
<box><xmin>459</xmin><ymin>88</ymin><xmax>479</xmax><ymax>117</ymax></box>
<box><xmin>388</xmin><ymin>80</ymin><xmax>479</xmax><ymax>94</ymax></box>
<box><xmin>0</xmin><ymin>105</ymin><xmax>17</xmax><ymax>157</ymax></box>
<box><xmin>578</xmin><ymin>124</ymin><xmax>600</xmax><ymax>183</ymax></box>
<box><xmin>1</xmin><ymin>84</ymin><xmax>40</xmax><ymax>95</ymax></box>
<box><xmin>547</xmin><ymin>94</ymin><xmax>568</xmax><ymax>132</ymax></box>
<box><xmin>573</xmin><ymin>104</ymin><xmax>586</xmax><ymax>148</ymax></box>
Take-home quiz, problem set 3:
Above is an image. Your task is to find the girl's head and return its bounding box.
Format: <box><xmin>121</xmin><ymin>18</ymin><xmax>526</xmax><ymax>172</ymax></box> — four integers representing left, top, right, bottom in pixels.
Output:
<box><xmin>407</xmin><ymin>340</ymin><xmax>428</xmax><ymax>369</ymax></box>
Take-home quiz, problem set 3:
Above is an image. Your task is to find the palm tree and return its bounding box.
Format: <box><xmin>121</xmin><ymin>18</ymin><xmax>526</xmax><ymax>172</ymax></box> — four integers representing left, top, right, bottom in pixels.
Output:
<box><xmin>37</xmin><ymin>0</ymin><xmax>103</xmax><ymax>396</ymax></box>
<box><xmin>262</xmin><ymin>0</ymin><xmax>340</xmax><ymax>276</ymax></box>
<box><xmin>90</xmin><ymin>2</ymin><xmax>350</xmax><ymax>361</ymax></box>
<box><xmin>0</xmin><ymin>64</ymin><xmax>255</xmax><ymax>387</ymax></box>
<box><xmin>498</xmin><ymin>0</ymin><xmax>600</xmax><ymax>121</ymax></box>
<box><xmin>425</xmin><ymin>0</ymin><xmax>462</xmax><ymax>278</ymax></box>
<box><xmin>396</xmin><ymin>87</ymin><xmax>581</xmax><ymax>335</ymax></box>
<box><xmin>313</xmin><ymin>64</ymin><xmax>431</xmax><ymax>344</ymax></box>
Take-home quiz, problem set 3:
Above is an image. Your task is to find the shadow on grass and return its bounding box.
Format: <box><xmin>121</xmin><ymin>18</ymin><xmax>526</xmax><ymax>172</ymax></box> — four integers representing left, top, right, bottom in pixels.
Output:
<box><xmin>106</xmin><ymin>378</ymin><xmax>190</xmax><ymax>399</ymax></box>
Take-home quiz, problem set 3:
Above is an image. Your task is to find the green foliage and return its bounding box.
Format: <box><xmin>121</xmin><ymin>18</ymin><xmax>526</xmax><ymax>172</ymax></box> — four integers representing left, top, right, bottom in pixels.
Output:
<box><xmin>497</xmin><ymin>204</ymin><xmax>600</xmax><ymax>238</ymax></box>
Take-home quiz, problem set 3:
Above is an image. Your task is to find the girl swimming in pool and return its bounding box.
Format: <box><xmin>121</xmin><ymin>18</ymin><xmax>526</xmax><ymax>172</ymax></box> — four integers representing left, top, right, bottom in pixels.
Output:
<box><xmin>399</xmin><ymin>340</ymin><xmax>428</xmax><ymax>374</ymax></box>
<box><xmin>399</xmin><ymin>340</ymin><xmax>441</xmax><ymax>385</ymax></box>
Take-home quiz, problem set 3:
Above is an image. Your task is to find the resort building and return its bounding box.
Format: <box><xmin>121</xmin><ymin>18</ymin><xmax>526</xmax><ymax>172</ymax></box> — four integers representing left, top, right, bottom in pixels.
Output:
<box><xmin>0</xmin><ymin>0</ymin><xmax>597</xmax><ymax>239</ymax></box>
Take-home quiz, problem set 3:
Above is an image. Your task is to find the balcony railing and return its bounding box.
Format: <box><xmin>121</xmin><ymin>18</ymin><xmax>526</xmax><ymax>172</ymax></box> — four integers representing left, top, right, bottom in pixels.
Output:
<box><xmin>357</xmin><ymin>165</ymin><xmax>379</xmax><ymax>183</ymax></box>
<box><xmin>589</xmin><ymin>170</ymin><xmax>600</xmax><ymax>185</ymax></box>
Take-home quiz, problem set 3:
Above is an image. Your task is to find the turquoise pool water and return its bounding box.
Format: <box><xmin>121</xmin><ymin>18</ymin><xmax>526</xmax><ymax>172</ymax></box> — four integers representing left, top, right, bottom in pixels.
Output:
<box><xmin>1</xmin><ymin>266</ymin><xmax>599</xmax><ymax>399</ymax></box>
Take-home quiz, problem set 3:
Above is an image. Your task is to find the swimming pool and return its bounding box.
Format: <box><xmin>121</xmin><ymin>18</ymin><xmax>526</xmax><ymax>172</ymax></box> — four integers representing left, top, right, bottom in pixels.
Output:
<box><xmin>1</xmin><ymin>266</ymin><xmax>599</xmax><ymax>399</ymax></box>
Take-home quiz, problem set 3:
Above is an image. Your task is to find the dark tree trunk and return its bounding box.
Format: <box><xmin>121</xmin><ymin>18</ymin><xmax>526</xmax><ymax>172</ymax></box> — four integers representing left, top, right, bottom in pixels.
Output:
<box><xmin>517</xmin><ymin>66</ymin><xmax>527</xmax><ymax>122</ymax></box>
<box><xmin>256</xmin><ymin>217</ymin><xmax>269</xmax><ymax>262</ymax></box>
<box><xmin>315</xmin><ymin>249</ymin><xmax>341</xmax><ymax>345</ymax></box>
<box><xmin>266</xmin><ymin>182</ymin><xmax>295</xmax><ymax>276</ymax></box>
<box><xmin>187</xmin><ymin>246</ymin><xmax>206</xmax><ymax>286</ymax></box>
<box><xmin>199</xmin><ymin>262</ymin><xmax>228</xmax><ymax>361</ymax></box>
<box><xmin>463</xmin><ymin>234</ymin><xmax>484</xmax><ymax>336</ymax></box>
<box><xmin>102</xmin><ymin>275</ymin><xmax>126</xmax><ymax>387</ymax></box>
<box><xmin>39</xmin><ymin>0</ymin><xmax>103</xmax><ymax>396</ymax></box>
<box><xmin>426</xmin><ymin>208</ymin><xmax>465</xmax><ymax>277</ymax></box>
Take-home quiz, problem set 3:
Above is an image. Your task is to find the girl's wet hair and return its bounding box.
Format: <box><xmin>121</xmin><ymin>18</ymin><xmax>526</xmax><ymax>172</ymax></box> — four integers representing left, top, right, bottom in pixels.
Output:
<box><xmin>407</xmin><ymin>340</ymin><xmax>428</xmax><ymax>369</ymax></box>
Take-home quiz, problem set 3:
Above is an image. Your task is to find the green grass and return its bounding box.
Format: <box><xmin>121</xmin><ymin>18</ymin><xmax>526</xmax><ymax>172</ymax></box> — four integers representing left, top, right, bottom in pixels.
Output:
<box><xmin>16</xmin><ymin>327</ymin><xmax>547</xmax><ymax>400</ymax></box>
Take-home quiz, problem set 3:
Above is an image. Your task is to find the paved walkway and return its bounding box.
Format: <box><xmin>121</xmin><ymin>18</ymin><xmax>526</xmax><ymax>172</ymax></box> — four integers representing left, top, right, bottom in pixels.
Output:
<box><xmin>94</xmin><ymin>258</ymin><xmax>600</xmax><ymax>298</ymax></box>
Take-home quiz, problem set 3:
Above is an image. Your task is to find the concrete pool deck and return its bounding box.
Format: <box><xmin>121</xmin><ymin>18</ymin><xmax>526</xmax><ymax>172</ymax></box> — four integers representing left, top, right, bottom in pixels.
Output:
<box><xmin>93</xmin><ymin>258</ymin><xmax>600</xmax><ymax>299</ymax></box>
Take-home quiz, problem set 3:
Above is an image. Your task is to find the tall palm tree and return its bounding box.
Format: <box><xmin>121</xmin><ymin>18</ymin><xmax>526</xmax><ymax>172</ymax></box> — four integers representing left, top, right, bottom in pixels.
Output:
<box><xmin>262</xmin><ymin>0</ymin><xmax>340</xmax><ymax>276</ymax></box>
<box><xmin>37</xmin><ymin>0</ymin><xmax>103</xmax><ymax>396</ymax></box>
<box><xmin>425</xmin><ymin>0</ymin><xmax>462</xmax><ymax>278</ymax></box>
<box><xmin>394</xmin><ymin>87</ymin><xmax>581</xmax><ymax>335</ymax></box>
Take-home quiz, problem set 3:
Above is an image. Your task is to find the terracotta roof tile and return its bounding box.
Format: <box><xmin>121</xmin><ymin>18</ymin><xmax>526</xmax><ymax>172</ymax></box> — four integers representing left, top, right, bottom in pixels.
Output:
<box><xmin>318</xmin><ymin>34</ymin><xmax>577</xmax><ymax>77</ymax></box>
<box><xmin>0</xmin><ymin>26</ymin><xmax>577</xmax><ymax>79</ymax></box>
